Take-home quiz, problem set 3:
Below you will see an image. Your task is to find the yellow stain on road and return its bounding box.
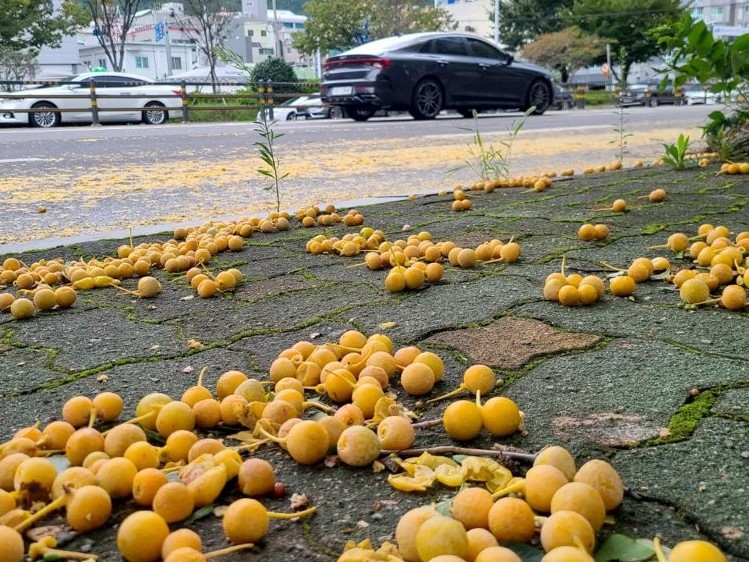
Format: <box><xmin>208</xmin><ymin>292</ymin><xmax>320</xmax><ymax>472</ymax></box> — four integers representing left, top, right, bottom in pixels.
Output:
<box><xmin>0</xmin><ymin>125</ymin><xmax>704</xmax><ymax>246</ymax></box>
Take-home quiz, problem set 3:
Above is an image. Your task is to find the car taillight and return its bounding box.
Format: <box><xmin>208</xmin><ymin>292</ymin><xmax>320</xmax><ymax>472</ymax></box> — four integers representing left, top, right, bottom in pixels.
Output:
<box><xmin>172</xmin><ymin>89</ymin><xmax>182</xmax><ymax>96</ymax></box>
<box><xmin>323</xmin><ymin>57</ymin><xmax>391</xmax><ymax>71</ymax></box>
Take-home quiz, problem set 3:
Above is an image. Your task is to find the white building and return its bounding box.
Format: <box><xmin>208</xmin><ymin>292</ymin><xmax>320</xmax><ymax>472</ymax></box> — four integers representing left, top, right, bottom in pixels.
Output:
<box><xmin>434</xmin><ymin>0</ymin><xmax>495</xmax><ymax>40</ymax></box>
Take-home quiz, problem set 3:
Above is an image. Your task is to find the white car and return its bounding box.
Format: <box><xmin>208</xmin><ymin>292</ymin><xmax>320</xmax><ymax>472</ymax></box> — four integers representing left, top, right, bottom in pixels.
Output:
<box><xmin>683</xmin><ymin>84</ymin><xmax>718</xmax><ymax>105</ymax></box>
<box><xmin>0</xmin><ymin>71</ymin><xmax>183</xmax><ymax>128</ymax></box>
<box><xmin>265</xmin><ymin>95</ymin><xmax>316</xmax><ymax>121</ymax></box>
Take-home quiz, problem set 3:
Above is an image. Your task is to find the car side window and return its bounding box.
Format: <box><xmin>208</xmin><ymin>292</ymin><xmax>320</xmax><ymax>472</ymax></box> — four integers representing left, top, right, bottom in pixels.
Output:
<box><xmin>467</xmin><ymin>39</ymin><xmax>507</xmax><ymax>62</ymax></box>
<box><xmin>433</xmin><ymin>37</ymin><xmax>468</xmax><ymax>57</ymax></box>
<box><xmin>91</xmin><ymin>76</ymin><xmax>124</xmax><ymax>88</ymax></box>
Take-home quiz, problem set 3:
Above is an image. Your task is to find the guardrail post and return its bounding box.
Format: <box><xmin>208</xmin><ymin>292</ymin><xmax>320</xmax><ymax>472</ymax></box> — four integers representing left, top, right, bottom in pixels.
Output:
<box><xmin>267</xmin><ymin>80</ymin><xmax>274</xmax><ymax>120</ymax></box>
<box><xmin>180</xmin><ymin>80</ymin><xmax>189</xmax><ymax>123</ymax></box>
<box><xmin>89</xmin><ymin>79</ymin><xmax>100</xmax><ymax>126</ymax></box>
<box><xmin>258</xmin><ymin>80</ymin><xmax>267</xmax><ymax>120</ymax></box>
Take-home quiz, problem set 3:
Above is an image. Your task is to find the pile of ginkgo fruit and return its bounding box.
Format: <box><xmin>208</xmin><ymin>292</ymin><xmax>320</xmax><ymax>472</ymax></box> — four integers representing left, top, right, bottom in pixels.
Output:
<box><xmin>0</xmin><ymin>323</ymin><xmax>731</xmax><ymax>562</ymax></box>
<box><xmin>0</xmin><ymin>206</ymin><xmax>366</xmax><ymax>319</ymax></box>
<box><xmin>545</xmin><ymin>222</ymin><xmax>748</xmax><ymax>311</ymax></box>
<box><xmin>0</xmin><ymin>329</ymin><xmax>527</xmax><ymax>562</ymax></box>
<box><xmin>305</xmin><ymin>228</ymin><xmax>522</xmax><ymax>293</ymax></box>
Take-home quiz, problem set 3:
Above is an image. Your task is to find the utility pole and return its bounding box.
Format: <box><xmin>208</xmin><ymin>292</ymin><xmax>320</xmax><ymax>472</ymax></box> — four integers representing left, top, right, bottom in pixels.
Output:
<box><xmin>494</xmin><ymin>0</ymin><xmax>499</xmax><ymax>44</ymax></box>
<box><xmin>165</xmin><ymin>23</ymin><xmax>173</xmax><ymax>77</ymax></box>
<box><xmin>272</xmin><ymin>0</ymin><xmax>282</xmax><ymax>60</ymax></box>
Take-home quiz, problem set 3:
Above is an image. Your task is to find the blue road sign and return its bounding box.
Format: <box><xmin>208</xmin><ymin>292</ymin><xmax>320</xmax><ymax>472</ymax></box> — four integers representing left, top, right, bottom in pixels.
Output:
<box><xmin>155</xmin><ymin>22</ymin><xmax>165</xmax><ymax>42</ymax></box>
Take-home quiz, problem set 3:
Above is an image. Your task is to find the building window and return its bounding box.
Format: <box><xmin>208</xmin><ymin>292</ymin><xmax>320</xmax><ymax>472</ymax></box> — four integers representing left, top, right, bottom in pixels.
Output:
<box><xmin>711</xmin><ymin>6</ymin><xmax>723</xmax><ymax>18</ymax></box>
<box><xmin>261</xmin><ymin>30</ymin><xmax>267</xmax><ymax>37</ymax></box>
<box><xmin>98</xmin><ymin>58</ymin><xmax>108</xmax><ymax>69</ymax></box>
<box><xmin>171</xmin><ymin>57</ymin><xmax>182</xmax><ymax>70</ymax></box>
<box><xmin>691</xmin><ymin>7</ymin><xmax>703</xmax><ymax>19</ymax></box>
<box><xmin>135</xmin><ymin>56</ymin><xmax>149</xmax><ymax>69</ymax></box>
<box><xmin>248</xmin><ymin>29</ymin><xmax>254</xmax><ymax>36</ymax></box>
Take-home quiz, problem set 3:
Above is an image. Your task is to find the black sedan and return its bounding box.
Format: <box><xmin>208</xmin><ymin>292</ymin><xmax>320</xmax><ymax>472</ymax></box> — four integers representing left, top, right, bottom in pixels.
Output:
<box><xmin>320</xmin><ymin>32</ymin><xmax>554</xmax><ymax>121</ymax></box>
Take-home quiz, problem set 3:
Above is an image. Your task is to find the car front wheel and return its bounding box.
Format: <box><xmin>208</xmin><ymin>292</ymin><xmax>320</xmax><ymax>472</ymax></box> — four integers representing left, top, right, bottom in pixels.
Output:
<box><xmin>142</xmin><ymin>102</ymin><xmax>168</xmax><ymax>125</ymax></box>
<box><xmin>410</xmin><ymin>79</ymin><xmax>443</xmax><ymax>120</ymax></box>
<box><xmin>648</xmin><ymin>97</ymin><xmax>659</xmax><ymax>108</ymax></box>
<box><xmin>524</xmin><ymin>80</ymin><xmax>551</xmax><ymax>115</ymax></box>
<box><xmin>29</xmin><ymin>102</ymin><xmax>61</xmax><ymax>128</ymax></box>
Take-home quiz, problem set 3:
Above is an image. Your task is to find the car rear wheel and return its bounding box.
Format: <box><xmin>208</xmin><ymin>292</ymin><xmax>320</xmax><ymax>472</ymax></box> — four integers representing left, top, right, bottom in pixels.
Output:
<box><xmin>286</xmin><ymin>112</ymin><xmax>297</xmax><ymax>121</ymax></box>
<box><xmin>348</xmin><ymin>106</ymin><xmax>376</xmax><ymax>121</ymax></box>
<box><xmin>142</xmin><ymin>102</ymin><xmax>168</xmax><ymax>125</ymax></box>
<box><xmin>29</xmin><ymin>102</ymin><xmax>60</xmax><ymax>128</ymax></box>
<box><xmin>648</xmin><ymin>97</ymin><xmax>659</xmax><ymax>108</ymax></box>
<box><xmin>410</xmin><ymin>78</ymin><xmax>443</xmax><ymax>120</ymax></box>
<box><xmin>524</xmin><ymin>80</ymin><xmax>551</xmax><ymax>115</ymax></box>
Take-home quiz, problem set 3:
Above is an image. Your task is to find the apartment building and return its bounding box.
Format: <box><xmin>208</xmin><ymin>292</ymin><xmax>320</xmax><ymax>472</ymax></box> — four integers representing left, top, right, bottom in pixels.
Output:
<box><xmin>689</xmin><ymin>0</ymin><xmax>749</xmax><ymax>37</ymax></box>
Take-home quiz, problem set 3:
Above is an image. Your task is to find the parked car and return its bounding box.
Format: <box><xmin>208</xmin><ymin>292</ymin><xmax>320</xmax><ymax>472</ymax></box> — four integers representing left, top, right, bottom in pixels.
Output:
<box><xmin>551</xmin><ymin>84</ymin><xmax>573</xmax><ymax>110</ymax></box>
<box><xmin>293</xmin><ymin>94</ymin><xmax>346</xmax><ymax>119</ymax></box>
<box><xmin>618</xmin><ymin>82</ymin><xmax>685</xmax><ymax>107</ymax></box>
<box><xmin>682</xmin><ymin>84</ymin><xmax>718</xmax><ymax>105</ymax></box>
<box><xmin>266</xmin><ymin>95</ymin><xmax>314</xmax><ymax>121</ymax></box>
<box><xmin>320</xmin><ymin>32</ymin><xmax>554</xmax><ymax>121</ymax></box>
<box><xmin>0</xmin><ymin>72</ymin><xmax>182</xmax><ymax>128</ymax></box>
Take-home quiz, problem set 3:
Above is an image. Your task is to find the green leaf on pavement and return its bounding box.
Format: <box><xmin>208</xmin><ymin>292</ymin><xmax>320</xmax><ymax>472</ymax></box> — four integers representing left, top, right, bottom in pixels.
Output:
<box><xmin>504</xmin><ymin>543</ymin><xmax>544</xmax><ymax>562</ymax></box>
<box><xmin>595</xmin><ymin>533</ymin><xmax>657</xmax><ymax>561</ymax></box>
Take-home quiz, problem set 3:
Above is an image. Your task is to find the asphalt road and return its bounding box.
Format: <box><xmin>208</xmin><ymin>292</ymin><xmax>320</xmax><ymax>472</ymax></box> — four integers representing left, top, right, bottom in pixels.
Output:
<box><xmin>0</xmin><ymin>104</ymin><xmax>715</xmax><ymax>253</ymax></box>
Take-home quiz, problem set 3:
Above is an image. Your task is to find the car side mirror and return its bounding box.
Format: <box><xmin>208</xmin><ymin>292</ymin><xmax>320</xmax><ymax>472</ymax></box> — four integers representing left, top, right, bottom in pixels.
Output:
<box><xmin>507</xmin><ymin>55</ymin><xmax>514</xmax><ymax>65</ymax></box>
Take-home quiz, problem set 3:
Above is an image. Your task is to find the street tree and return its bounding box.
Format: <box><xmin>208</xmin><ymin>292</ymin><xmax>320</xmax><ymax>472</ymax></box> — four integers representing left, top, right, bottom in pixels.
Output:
<box><xmin>81</xmin><ymin>0</ymin><xmax>142</xmax><ymax>72</ymax></box>
<box><xmin>250</xmin><ymin>57</ymin><xmax>298</xmax><ymax>94</ymax></box>
<box><xmin>292</xmin><ymin>0</ymin><xmax>455</xmax><ymax>56</ymax></box>
<box><xmin>0</xmin><ymin>0</ymin><xmax>88</xmax><ymax>82</ymax></box>
<box><xmin>0</xmin><ymin>0</ymin><xmax>88</xmax><ymax>53</ymax></box>
<box><xmin>0</xmin><ymin>49</ymin><xmax>36</xmax><ymax>90</ymax></box>
<box><xmin>172</xmin><ymin>0</ymin><xmax>235</xmax><ymax>92</ymax></box>
<box><xmin>568</xmin><ymin>0</ymin><xmax>685</xmax><ymax>83</ymax></box>
<box><xmin>520</xmin><ymin>26</ymin><xmax>604</xmax><ymax>83</ymax></box>
<box><xmin>496</xmin><ymin>0</ymin><xmax>573</xmax><ymax>51</ymax></box>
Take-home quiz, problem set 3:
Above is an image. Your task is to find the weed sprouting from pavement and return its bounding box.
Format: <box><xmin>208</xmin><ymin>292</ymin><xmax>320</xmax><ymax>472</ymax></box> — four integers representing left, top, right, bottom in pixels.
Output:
<box><xmin>662</xmin><ymin>133</ymin><xmax>691</xmax><ymax>170</ymax></box>
<box><xmin>611</xmin><ymin>48</ymin><xmax>633</xmax><ymax>165</ymax></box>
<box><xmin>217</xmin><ymin>47</ymin><xmax>288</xmax><ymax>212</ymax></box>
<box><xmin>254</xmin><ymin>109</ymin><xmax>288</xmax><ymax>213</ymax></box>
<box><xmin>449</xmin><ymin>108</ymin><xmax>532</xmax><ymax>182</ymax></box>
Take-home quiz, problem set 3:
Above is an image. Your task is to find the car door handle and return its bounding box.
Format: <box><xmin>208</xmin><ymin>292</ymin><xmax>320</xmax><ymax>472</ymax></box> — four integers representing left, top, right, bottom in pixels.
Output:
<box><xmin>436</xmin><ymin>59</ymin><xmax>449</xmax><ymax>67</ymax></box>
<box><xmin>478</xmin><ymin>63</ymin><xmax>492</xmax><ymax>69</ymax></box>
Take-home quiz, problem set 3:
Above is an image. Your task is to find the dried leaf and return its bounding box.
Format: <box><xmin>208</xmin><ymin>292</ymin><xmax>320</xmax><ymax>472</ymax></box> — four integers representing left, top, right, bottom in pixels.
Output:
<box><xmin>372</xmin><ymin>460</ymin><xmax>386</xmax><ymax>474</ymax></box>
<box><xmin>325</xmin><ymin>455</ymin><xmax>340</xmax><ymax>468</ymax></box>
<box><xmin>182</xmin><ymin>366</ymin><xmax>194</xmax><ymax>374</ymax></box>
<box><xmin>290</xmin><ymin>493</ymin><xmax>309</xmax><ymax>510</ymax></box>
<box><xmin>187</xmin><ymin>339</ymin><xmax>205</xmax><ymax>350</ymax></box>
<box><xmin>378</xmin><ymin>321</ymin><xmax>397</xmax><ymax>330</ymax></box>
<box><xmin>96</xmin><ymin>374</ymin><xmax>109</xmax><ymax>383</ymax></box>
<box><xmin>213</xmin><ymin>505</ymin><xmax>228</xmax><ymax>517</ymax></box>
